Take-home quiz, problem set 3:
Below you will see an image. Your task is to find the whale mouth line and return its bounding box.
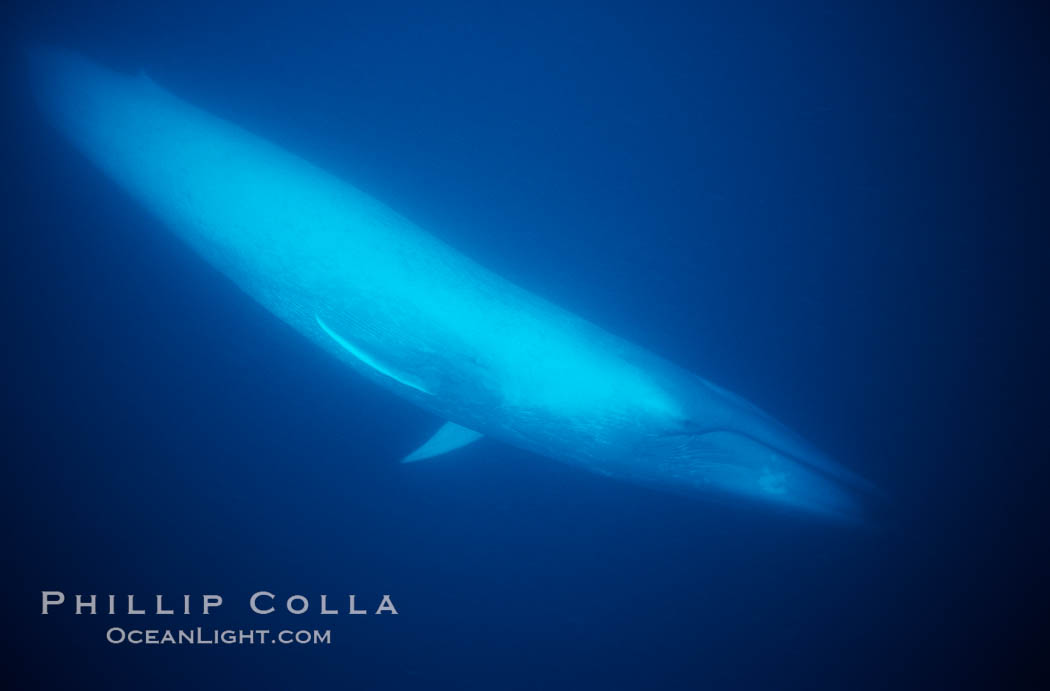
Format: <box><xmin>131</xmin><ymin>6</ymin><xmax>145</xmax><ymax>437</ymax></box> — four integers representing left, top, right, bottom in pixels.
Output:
<box><xmin>681</xmin><ymin>426</ymin><xmax>877</xmax><ymax>493</ymax></box>
<box><xmin>650</xmin><ymin>429</ymin><xmax>869</xmax><ymax>519</ymax></box>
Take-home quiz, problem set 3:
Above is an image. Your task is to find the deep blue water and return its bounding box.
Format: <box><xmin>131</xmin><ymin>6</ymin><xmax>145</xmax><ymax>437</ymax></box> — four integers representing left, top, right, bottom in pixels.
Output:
<box><xmin>2</xmin><ymin>1</ymin><xmax>1045</xmax><ymax>688</ymax></box>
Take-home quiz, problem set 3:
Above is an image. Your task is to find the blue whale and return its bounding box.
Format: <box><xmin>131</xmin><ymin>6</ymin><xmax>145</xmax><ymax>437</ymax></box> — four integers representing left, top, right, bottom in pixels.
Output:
<box><xmin>26</xmin><ymin>47</ymin><xmax>876</xmax><ymax>520</ymax></box>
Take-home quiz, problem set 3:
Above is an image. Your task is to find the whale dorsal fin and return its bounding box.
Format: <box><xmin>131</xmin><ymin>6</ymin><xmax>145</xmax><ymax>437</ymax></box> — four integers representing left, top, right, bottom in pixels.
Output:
<box><xmin>315</xmin><ymin>315</ymin><xmax>433</xmax><ymax>395</ymax></box>
<box><xmin>402</xmin><ymin>422</ymin><xmax>484</xmax><ymax>463</ymax></box>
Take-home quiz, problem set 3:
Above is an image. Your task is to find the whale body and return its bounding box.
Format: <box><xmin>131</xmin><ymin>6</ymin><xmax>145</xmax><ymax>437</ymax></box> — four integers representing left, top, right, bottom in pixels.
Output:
<box><xmin>26</xmin><ymin>47</ymin><xmax>876</xmax><ymax>520</ymax></box>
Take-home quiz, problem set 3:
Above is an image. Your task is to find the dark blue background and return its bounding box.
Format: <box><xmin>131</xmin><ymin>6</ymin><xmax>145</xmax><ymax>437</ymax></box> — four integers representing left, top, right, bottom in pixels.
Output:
<box><xmin>2</xmin><ymin>1</ymin><xmax>1045</xmax><ymax>688</ymax></box>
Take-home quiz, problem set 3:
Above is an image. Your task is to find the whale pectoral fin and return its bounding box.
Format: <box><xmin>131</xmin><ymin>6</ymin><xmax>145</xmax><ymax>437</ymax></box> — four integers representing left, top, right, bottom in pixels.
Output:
<box><xmin>315</xmin><ymin>315</ymin><xmax>433</xmax><ymax>395</ymax></box>
<box><xmin>402</xmin><ymin>422</ymin><xmax>484</xmax><ymax>463</ymax></box>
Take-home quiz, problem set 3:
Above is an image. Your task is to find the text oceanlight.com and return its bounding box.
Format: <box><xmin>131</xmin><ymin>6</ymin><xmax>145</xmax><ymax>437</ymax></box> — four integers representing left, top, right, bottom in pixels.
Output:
<box><xmin>41</xmin><ymin>591</ymin><xmax>399</xmax><ymax>646</ymax></box>
<box><xmin>106</xmin><ymin>628</ymin><xmax>331</xmax><ymax>645</ymax></box>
